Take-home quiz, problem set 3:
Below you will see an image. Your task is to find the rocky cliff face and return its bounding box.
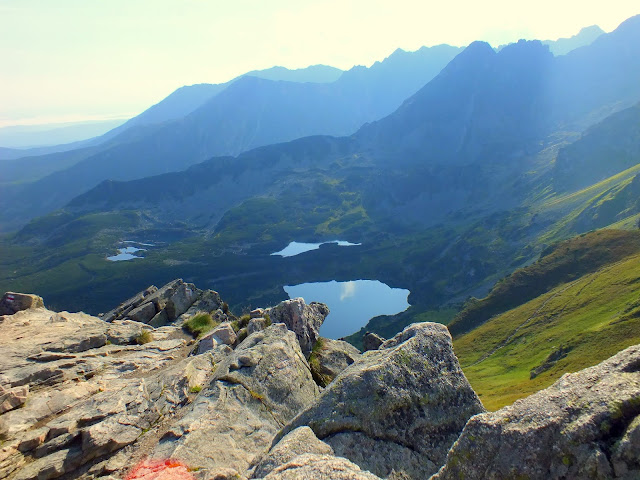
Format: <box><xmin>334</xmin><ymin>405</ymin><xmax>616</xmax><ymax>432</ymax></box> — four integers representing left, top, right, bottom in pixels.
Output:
<box><xmin>0</xmin><ymin>281</ymin><xmax>639</xmax><ymax>480</ymax></box>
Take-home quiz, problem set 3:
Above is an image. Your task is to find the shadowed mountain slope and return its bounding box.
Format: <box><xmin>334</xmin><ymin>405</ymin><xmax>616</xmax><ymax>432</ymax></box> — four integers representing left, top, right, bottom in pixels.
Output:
<box><xmin>0</xmin><ymin>45</ymin><xmax>462</xmax><ymax>232</ymax></box>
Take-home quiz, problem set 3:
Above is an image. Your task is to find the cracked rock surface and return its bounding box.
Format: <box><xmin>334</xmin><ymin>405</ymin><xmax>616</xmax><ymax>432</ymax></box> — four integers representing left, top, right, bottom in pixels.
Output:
<box><xmin>151</xmin><ymin>323</ymin><xmax>319</xmax><ymax>475</ymax></box>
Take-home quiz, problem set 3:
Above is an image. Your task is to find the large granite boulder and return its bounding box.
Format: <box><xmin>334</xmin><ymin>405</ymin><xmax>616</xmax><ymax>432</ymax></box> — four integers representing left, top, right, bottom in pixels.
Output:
<box><xmin>210</xmin><ymin>322</ymin><xmax>237</xmax><ymax>345</ymax></box>
<box><xmin>265</xmin><ymin>299</ymin><xmax>329</xmax><ymax>356</ymax></box>
<box><xmin>145</xmin><ymin>279</ymin><xmax>198</xmax><ymax>326</ymax></box>
<box><xmin>432</xmin><ymin>343</ymin><xmax>640</xmax><ymax>480</ymax></box>
<box><xmin>151</xmin><ymin>324</ymin><xmax>319</xmax><ymax>476</ymax></box>
<box><xmin>278</xmin><ymin>322</ymin><xmax>484</xmax><ymax>479</ymax></box>
<box><xmin>309</xmin><ymin>338</ymin><xmax>361</xmax><ymax>387</ymax></box>
<box><xmin>0</xmin><ymin>292</ymin><xmax>44</xmax><ymax>316</ymax></box>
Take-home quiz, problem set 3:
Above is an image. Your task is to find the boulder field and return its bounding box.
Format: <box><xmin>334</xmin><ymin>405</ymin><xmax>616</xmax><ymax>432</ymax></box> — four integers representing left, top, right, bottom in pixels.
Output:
<box><xmin>0</xmin><ymin>280</ymin><xmax>638</xmax><ymax>480</ymax></box>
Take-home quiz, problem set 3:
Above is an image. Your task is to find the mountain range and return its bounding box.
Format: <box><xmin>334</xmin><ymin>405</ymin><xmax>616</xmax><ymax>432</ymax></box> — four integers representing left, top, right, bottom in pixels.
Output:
<box><xmin>0</xmin><ymin>19</ymin><xmax>612</xmax><ymax>232</ymax></box>
<box><xmin>0</xmin><ymin>44</ymin><xmax>463</xmax><ymax>232</ymax></box>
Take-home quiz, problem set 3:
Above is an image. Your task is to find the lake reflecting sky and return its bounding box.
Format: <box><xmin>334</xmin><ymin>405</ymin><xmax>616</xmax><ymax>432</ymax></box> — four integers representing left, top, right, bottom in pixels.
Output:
<box><xmin>284</xmin><ymin>279</ymin><xmax>410</xmax><ymax>339</ymax></box>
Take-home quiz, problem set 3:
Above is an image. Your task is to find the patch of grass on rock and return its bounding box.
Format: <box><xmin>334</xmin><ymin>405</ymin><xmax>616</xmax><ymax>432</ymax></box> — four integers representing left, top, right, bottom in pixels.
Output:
<box><xmin>183</xmin><ymin>312</ymin><xmax>219</xmax><ymax>338</ymax></box>
<box><xmin>136</xmin><ymin>330</ymin><xmax>153</xmax><ymax>345</ymax></box>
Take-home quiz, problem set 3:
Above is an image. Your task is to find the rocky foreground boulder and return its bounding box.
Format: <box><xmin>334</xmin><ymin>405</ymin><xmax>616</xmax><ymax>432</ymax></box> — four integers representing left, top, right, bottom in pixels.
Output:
<box><xmin>277</xmin><ymin>323</ymin><xmax>485</xmax><ymax>479</ymax></box>
<box><xmin>1</xmin><ymin>280</ymin><xmax>640</xmax><ymax>480</ymax></box>
<box><xmin>264</xmin><ymin>298</ymin><xmax>329</xmax><ymax>356</ymax></box>
<box><xmin>432</xmin><ymin>343</ymin><xmax>640</xmax><ymax>480</ymax></box>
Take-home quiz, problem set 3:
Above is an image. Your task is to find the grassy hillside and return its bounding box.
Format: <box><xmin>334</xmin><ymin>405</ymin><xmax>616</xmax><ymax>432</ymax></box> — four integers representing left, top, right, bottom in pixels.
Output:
<box><xmin>448</xmin><ymin>229</ymin><xmax>640</xmax><ymax>336</ymax></box>
<box><xmin>455</xmin><ymin>244</ymin><xmax>640</xmax><ymax>411</ymax></box>
<box><xmin>534</xmin><ymin>163</ymin><xmax>640</xmax><ymax>243</ymax></box>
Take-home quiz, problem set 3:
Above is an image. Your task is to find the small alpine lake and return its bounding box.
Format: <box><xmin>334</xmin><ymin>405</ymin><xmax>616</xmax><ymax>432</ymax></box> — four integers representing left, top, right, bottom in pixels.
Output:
<box><xmin>106</xmin><ymin>246</ymin><xmax>145</xmax><ymax>261</ymax></box>
<box><xmin>271</xmin><ymin>240</ymin><xmax>360</xmax><ymax>257</ymax></box>
<box><xmin>106</xmin><ymin>241</ymin><xmax>156</xmax><ymax>262</ymax></box>
<box><xmin>284</xmin><ymin>279</ymin><xmax>410</xmax><ymax>339</ymax></box>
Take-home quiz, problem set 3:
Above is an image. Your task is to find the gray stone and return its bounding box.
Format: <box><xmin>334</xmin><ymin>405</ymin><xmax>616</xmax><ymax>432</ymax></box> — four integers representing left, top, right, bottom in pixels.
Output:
<box><xmin>309</xmin><ymin>338</ymin><xmax>361</xmax><ymax>387</ymax></box>
<box><xmin>251</xmin><ymin>426</ymin><xmax>334</xmax><ymax>478</ymax></box>
<box><xmin>279</xmin><ymin>322</ymin><xmax>484</xmax><ymax>479</ymax></box>
<box><xmin>265</xmin><ymin>299</ymin><xmax>329</xmax><ymax>356</ymax></box>
<box><xmin>612</xmin><ymin>416</ymin><xmax>640</xmax><ymax>477</ymax></box>
<box><xmin>250</xmin><ymin>308</ymin><xmax>265</xmax><ymax>319</ymax></box>
<box><xmin>177</xmin><ymin>289</ymin><xmax>223</xmax><ymax>324</ymax></box>
<box><xmin>81</xmin><ymin>419</ymin><xmax>141</xmax><ymax>460</ymax></box>
<box><xmin>127</xmin><ymin>302</ymin><xmax>157</xmax><ymax>324</ymax></box>
<box><xmin>0</xmin><ymin>302</ymin><xmax>203</xmax><ymax>480</ymax></box>
<box><xmin>211</xmin><ymin>323</ymin><xmax>237</xmax><ymax>345</ymax></box>
<box><xmin>209</xmin><ymin>468</ymin><xmax>248</xmax><ymax>480</ymax></box>
<box><xmin>247</xmin><ymin>317</ymin><xmax>268</xmax><ymax>335</ymax></box>
<box><xmin>17</xmin><ymin>428</ymin><xmax>49</xmax><ymax>453</ymax></box>
<box><xmin>197</xmin><ymin>330</ymin><xmax>219</xmax><ymax>354</ymax></box>
<box><xmin>0</xmin><ymin>384</ymin><xmax>29</xmax><ymax>413</ymax></box>
<box><xmin>210</xmin><ymin>309</ymin><xmax>229</xmax><ymax>326</ymax></box>
<box><xmin>12</xmin><ymin>447</ymin><xmax>83</xmax><ymax>480</ymax></box>
<box><xmin>432</xmin><ymin>343</ymin><xmax>640</xmax><ymax>480</ymax></box>
<box><xmin>148</xmin><ymin>309</ymin><xmax>169</xmax><ymax>327</ymax></box>
<box><xmin>35</xmin><ymin>432</ymin><xmax>77</xmax><ymax>458</ymax></box>
<box><xmin>362</xmin><ymin>332</ymin><xmax>385</xmax><ymax>351</ymax></box>
<box><xmin>103</xmin><ymin>280</ymin><xmax>205</xmax><ymax>327</ymax></box>
<box><xmin>261</xmin><ymin>454</ymin><xmax>382</xmax><ymax>480</ymax></box>
<box><xmin>0</xmin><ymin>292</ymin><xmax>44</xmax><ymax>316</ymax></box>
<box><xmin>165</xmin><ymin>281</ymin><xmax>197</xmax><ymax>320</ymax></box>
<box><xmin>325</xmin><ymin>432</ymin><xmax>427</xmax><ymax>478</ymax></box>
<box><xmin>106</xmin><ymin>319</ymin><xmax>152</xmax><ymax>345</ymax></box>
<box><xmin>101</xmin><ymin>286</ymin><xmax>157</xmax><ymax>323</ymax></box>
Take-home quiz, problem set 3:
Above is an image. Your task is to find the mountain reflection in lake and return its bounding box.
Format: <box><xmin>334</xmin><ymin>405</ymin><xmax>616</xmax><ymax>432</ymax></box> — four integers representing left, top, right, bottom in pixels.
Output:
<box><xmin>284</xmin><ymin>279</ymin><xmax>410</xmax><ymax>339</ymax></box>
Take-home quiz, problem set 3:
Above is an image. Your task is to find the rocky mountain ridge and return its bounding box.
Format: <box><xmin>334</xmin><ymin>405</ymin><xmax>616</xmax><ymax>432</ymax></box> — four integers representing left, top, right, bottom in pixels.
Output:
<box><xmin>0</xmin><ymin>44</ymin><xmax>463</xmax><ymax>232</ymax></box>
<box><xmin>1</xmin><ymin>280</ymin><xmax>639</xmax><ymax>479</ymax></box>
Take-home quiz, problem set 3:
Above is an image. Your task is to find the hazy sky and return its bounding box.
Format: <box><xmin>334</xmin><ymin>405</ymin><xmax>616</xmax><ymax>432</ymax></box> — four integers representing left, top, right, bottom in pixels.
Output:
<box><xmin>1</xmin><ymin>0</ymin><xmax>638</xmax><ymax>127</ymax></box>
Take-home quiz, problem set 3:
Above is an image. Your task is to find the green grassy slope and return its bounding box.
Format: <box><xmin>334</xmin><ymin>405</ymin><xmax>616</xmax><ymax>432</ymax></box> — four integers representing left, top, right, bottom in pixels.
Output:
<box><xmin>534</xmin><ymin>164</ymin><xmax>640</xmax><ymax>244</ymax></box>
<box><xmin>448</xmin><ymin>229</ymin><xmax>640</xmax><ymax>336</ymax></box>
<box><xmin>455</xmin><ymin>245</ymin><xmax>640</xmax><ymax>411</ymax></box>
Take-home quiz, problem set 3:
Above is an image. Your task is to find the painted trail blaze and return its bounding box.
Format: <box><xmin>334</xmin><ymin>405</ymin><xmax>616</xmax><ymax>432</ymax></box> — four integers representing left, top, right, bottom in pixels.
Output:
<box><xmin>124</xmin><ymin>459</ymin><xmax>195</xmax><ymax>480</ymax></box>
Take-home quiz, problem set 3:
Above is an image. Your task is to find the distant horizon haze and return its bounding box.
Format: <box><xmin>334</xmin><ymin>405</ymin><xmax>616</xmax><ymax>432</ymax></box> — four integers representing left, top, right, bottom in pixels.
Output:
<box><xmin>1</xmin><ymin>0</ymin><xmax>638</xmax><ymax>127</ymax></box>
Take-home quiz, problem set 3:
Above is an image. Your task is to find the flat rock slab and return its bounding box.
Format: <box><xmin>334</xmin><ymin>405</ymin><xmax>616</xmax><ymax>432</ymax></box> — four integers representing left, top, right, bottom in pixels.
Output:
<box><xmin>0</xmin><ymin>385</ymin><xmax>28</xmax><ymax>414</ymax></box>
